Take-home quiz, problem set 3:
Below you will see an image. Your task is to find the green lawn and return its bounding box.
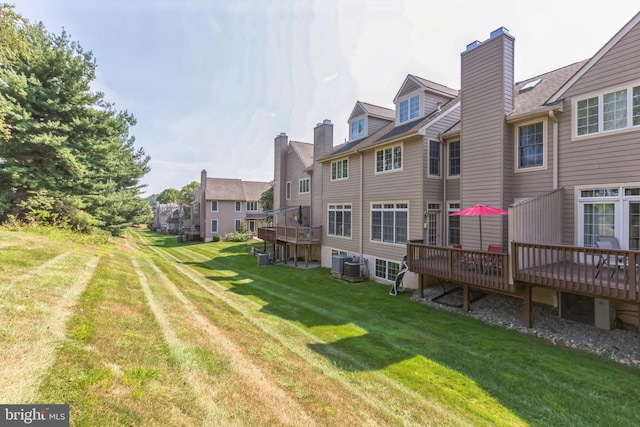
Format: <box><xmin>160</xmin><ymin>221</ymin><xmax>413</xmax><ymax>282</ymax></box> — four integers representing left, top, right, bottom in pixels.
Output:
<box><xmin>1</xmin><ymin>227</ymin><xmax>639</xmax><ymax>426</ymax></box>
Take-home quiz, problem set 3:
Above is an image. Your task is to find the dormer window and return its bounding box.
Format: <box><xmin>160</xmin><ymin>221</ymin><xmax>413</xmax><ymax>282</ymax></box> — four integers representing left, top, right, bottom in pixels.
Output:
<box><xmin>399</xmin><ymin>95</ymin><xmax>420</xmax><ymax>123</ymax></box>
<box><xmin>351</xmin><ymin>118</ymin><xmax>365</xmax><ymax>139</ymax></box>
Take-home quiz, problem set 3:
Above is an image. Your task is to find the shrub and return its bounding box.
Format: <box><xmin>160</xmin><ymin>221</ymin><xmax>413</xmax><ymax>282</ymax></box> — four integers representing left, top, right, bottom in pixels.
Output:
<box><xmin>212</xmin><ymin>234</ymin><xmax>221</xmax><ymax>242</ymax></box>
<box><xmin>225</xmin><ymin>232</ymin><xmax>251</xmax><ymax>242</ymax></box>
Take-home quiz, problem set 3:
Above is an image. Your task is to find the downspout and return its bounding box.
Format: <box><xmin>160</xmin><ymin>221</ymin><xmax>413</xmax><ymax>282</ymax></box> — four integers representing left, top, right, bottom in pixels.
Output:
<box><xmin>549</xmin><ymin>110</ymin><xmax>559</xmax><ymax>189</ymax></box>
<box><xmin>359</xmin><ymin>151</ymin><xmax>364</xmax><ymax>260</ymax></box>
<box><xmin>439</xmin><ymin>135</ymin><xmax>447</xmax><ymax>246</ymax></box>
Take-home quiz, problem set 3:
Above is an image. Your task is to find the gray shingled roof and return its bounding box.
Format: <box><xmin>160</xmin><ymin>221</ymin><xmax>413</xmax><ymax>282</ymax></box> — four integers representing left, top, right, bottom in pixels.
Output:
<box><xmin>442</xmin><ymin>60</ymin><xmax>588</xmax><ymax>137</ymax></box>
<box><xmin>359</xmin><ymin>102</ymin><xmax>395</xmax><ymax>120</ymax></box>
<box><xmin>411</xmin><ymin>75</ymin><xmax>459</xmax><ymax>97</ymax></box>
<box><xmin>290</xmin><ymin>141</ymin><xmax>314</xmax><ymax>168</ymax></box>
<box><xmin>205</xmin><ymin>178</ymin><xmax>270</xmax><ymax>201</ymax></box>
<box><xmin>511</xmin><ymin>60</ymin><xmax>587</xmax><ymax>117</ymax></box>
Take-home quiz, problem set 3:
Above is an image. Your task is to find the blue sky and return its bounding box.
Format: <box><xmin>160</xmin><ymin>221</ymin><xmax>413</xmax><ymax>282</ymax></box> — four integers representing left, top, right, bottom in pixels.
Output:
<box><xmin>11</xmin><ymin>1</ymin><xmax>640</xmax><ymax>196</ymax></box>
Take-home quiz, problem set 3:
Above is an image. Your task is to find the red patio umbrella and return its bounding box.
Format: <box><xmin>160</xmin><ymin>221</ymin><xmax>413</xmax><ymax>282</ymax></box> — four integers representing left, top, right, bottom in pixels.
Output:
<box><xmin>449</xmin><ymin>204</ymin><xmax>508</xmax><ymax>250</ymax></box>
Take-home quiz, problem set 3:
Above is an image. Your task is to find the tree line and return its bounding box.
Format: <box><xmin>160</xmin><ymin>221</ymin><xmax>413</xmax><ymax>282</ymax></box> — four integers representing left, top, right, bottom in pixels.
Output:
<box><xmin>0</xmin><ymin>4</ymin><xmax>151</xmax><ymax>235</ymax></box>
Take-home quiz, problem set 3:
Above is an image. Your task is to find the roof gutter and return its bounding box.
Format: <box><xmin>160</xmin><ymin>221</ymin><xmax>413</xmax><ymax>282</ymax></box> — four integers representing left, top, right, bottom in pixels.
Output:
<box><xmin>505</xmin><ymin>102</ymin><xmax>563</xmax><ymax>124</ymax></box>
<box><xmin>355</xmin><ymin>130</ymin><xmax>420</xmax><ymax>153</ymax></box>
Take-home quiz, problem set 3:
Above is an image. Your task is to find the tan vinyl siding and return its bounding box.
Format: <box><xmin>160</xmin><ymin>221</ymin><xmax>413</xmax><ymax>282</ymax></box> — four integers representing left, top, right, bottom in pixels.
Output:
<box><xmin>368</xmin><ymin>116</ymin><xmax>391</xmax><ymax>135</ymax></box>
<box><xmin>361</xmin><ymin>137</ymin><xmax>424</xmax><ymax>261</ymax></box>
<box><xmin>283</xmin><ymin>148</ymin><xmax>311</xmax><ymax>210</ymax></box>
<box><xmin>321</xmin><ymin>153</ymin><xmax>361</xmax><ymax>254</ymax></box>
<box><xmin>565</xmin><ymin>24</ymin><xmax>640</xmax><ymax>97</ymax></box>
<box><xmin>460</xmin><ymin>31</ymin><xmax>514</xmax><ymax>250</ymax></box>
<box><xmin>510</xmin><ymin>117</ymin><xmax>554</xmax><ymax>196</ymax></box>
<box><xmin>554</xmin><ymin>20</ymin><xmax>640</xmax><ymax>245</ymax></box>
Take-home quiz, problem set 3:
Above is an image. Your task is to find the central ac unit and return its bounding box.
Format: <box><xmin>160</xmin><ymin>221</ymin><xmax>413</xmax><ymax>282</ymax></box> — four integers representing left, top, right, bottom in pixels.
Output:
<box><xmin>343</xmin><ymin>262</ymin><xmax>363</xmax><ymax>282</ymax></box>
<box><xmin>560</xmin><ymin>293</ymin><xmax>615</xmax><ymax>330</ymax></box>
<box><xmin>331</xmin><ymin>254</ymin><xmax>351</xmax><ymax>278</ymax></box>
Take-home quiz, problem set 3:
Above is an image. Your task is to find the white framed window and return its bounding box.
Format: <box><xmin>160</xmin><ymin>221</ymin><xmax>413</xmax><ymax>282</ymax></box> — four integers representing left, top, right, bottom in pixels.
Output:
<box><xmin>331</xmin><ymin>159</ymin><xmax>348</xmax><ymax>180</ymax></box>
<box><xmin>375</xmin><ymin>144</ymin><xmax>402</xmax><ymax>173</ymax></box>
<box><xmin>299</xmin><ymin>178</ymin><xmax>310</xmax><ymax>194</ymax></box>
<box><xmin>351</xmin><ymin>118</ymin><xmax>365</xmax><ymax>140</ymax></box>
<box><xmin>235</xmin><ymin>219</ymin><xmax>242</xmax><ymax>231</ymax></box>
<box><xmin>429</xmin><ymin>140</ymin><xmax>441</xmax><ymax>177</ymax></box>
<box><xmin>331</xmin><ymin>249</ymin><xmax>348</xmax><ymax>256</ymax></box>
<box><xmin>211</xmin><ymin>200</ymin><xmax>218</xmax><ymax>212</ymax></box>
<box><xmin>577</xmin><ymin>185</ymin><xmax>640</xmax><ymax>250</ymax></box>
<box><xmin>448</xmin><ymin>141</ymin><xmax>460</xmax><ymax>177</ymax></box>
<box><xmin>192</xmin><ymin>203</ymin><xmax>199</xmax><ymax>216</ymax></box>
<box><xmin>235</xmin><ymin>201</ymin><xmax>242</xmax><ymax>212</ymax></box>
<box><xmin>516</xmin><ymin>119</ymin><xmax>546</xmax><ymax>171</ymax></box>
<box><xmin>375</xmin><ymin>258</ymin><xmax>401</xmax><ymax>282</ymax></box>
<box><xmin>399</xmin><ymin>94</ymin><xmax>420</xmax><ymax>123</ymax></box>
<box><xmin>211</xmin><ymin>219</ymin><xmax>218</xmax><ymax>233</ymax></box>
<box><xmin>246</xmin><ymin>201</ymin><xmax>258</xmax><ymax>211</ymax></box>
<box><xmin>371</xmin><ymin>203</ymin><xmax>408</xmax><ymax>244</ymax></box>
<box><xmin>286</xmin><ymin>181</ymin><xmax>291</xmax><ymax>200</ymax></box>
<box><xmin>574</xmin><ymin>83</ymin><xmax>640</xmax><ymax>137</ymax></box>
<box><xmin>427</xmin><ymin>203</ymin><xmax>441</xmax><ymax>246</ymax></box>
<box><xmin>328</xmin><ymin>204</ymin><xmax>351</xmax><ymax>237</ymax></box>
<box><xmin>447</xmin><ymin>202</ymin><xmax>460</xmax><ymax>246</ymax></box>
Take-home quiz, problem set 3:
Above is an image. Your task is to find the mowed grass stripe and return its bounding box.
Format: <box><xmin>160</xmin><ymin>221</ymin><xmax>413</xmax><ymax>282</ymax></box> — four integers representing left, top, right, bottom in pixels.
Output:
<box><xmin>142</xmin><ymin>246</ymin><xmax>404</xmax><ymax>426</ymax></box>
<box><xmin>132</xmin><ymin>257</ymin><xmax>240</xmax><ymax>426</ymax></box>
<box><xmin>138</xmin><ymin>261</ymin><xmax>328</xmax><ymax>425</ymax></box>
<box><xmin>165</xmin><ymin>244</ymin><xmax>524</xmax><ymax>426</ymax></box>
<box><xmin>134</xmin><ymin>232</ymin><xmax>487</xmax><ymax>426</ymax></box>
<box><xmin>35</xmin><ymin>251</ymin><xmax>202</xmax><ymax>426</ymax></box>
<box><xmin>132</xmin><ymin>232</ymin><xmax>640</xmax><ymax>426</ymax></box>
<box><xmin>0</xmin><ymin>249</ymin><xmax>100</xmax><ymax>403</ymax></box>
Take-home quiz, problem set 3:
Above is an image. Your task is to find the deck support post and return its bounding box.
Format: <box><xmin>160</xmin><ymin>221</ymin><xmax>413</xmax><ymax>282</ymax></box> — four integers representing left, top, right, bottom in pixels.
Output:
<box><xmin>305</xmin><ymin>245</ymin><xmax>309</xmax><ymax>268</ymax></box>
<box><xmin>294</xmin><ymin>244</ymin><xmax>298</xmax><ymax>267</ymax></box>
<box><xmin>462</xmin><ymin>284</ymin><xmax>470</xmax><ymax>312</ymax></box>
<box><xmin>418</xmin><ymin>274</ymin><xmax>424</xmax><ymax>299</ymax></box>
<box><xmin>523</xmin><ymin>285</ymin><xmax>532</xmax><ymax>328</ymax></box>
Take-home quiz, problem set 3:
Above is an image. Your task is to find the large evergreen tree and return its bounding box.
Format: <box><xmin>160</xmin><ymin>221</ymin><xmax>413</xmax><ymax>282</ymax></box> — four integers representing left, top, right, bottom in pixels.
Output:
<box><xmin>0</xmin><ymin>19</ymin><xmax>151</xmax><ymax>234</ymax></box>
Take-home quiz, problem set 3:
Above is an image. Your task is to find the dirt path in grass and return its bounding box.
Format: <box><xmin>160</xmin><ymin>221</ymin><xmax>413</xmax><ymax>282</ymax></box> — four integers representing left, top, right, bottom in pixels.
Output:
<box><xmin>0</xmin><ymin>252</ymin><xmax>101</xmax><ymax>403</ymax></box>
<box><xmin>133</xmin><ymin>257</ymin><xmax>318</xmax><ymax>426</ymax></box>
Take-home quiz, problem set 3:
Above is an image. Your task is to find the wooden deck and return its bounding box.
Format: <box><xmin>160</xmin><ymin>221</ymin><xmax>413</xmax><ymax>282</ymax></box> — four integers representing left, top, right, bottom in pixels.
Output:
<box><xmin>407</xmin><ymin>240</ymin><xmax>640</xmax><ymax>333</ymax></box>
<box><xmin>257</xmin><ymin>225</ymin><xmax>322</xmax><ymax>245</ymax></box>
<box><xmin>407</xmin><ymin>240</ymin><xmax>640</xmax><ymax>303</ymax></box>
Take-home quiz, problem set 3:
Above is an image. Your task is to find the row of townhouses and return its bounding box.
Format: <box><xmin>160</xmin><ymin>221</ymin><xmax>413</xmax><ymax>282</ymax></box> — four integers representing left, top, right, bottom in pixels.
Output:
<box><xmin>256</xmin><ymin>11</ymin><xmax>640</xmax><ymax>334</ymax></box>
<box><xmin>192</xmin><ymin>170</ymin><xmax>271</xmax><ymax>242</ymax></box>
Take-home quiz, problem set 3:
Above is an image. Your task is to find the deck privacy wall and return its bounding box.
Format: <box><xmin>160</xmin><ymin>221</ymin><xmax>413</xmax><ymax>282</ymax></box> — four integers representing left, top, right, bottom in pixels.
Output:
<box><xmin>510</xmin><ymin>188</ymin><xmax>563</xmax><ymax>245</ymax></box>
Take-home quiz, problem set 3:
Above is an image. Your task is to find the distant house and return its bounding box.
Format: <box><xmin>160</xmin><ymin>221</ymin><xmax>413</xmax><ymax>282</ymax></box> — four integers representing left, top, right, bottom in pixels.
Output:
<box><xmin>262</xmin><ymin>131</ymin><xmax>319</xmax><ymax>264</ymax></box>
<box><xmin>153</xmin><ymin>203</ymin><xmax>182</xmax><ymax>234</ymax></box>
<box><xmin>193</xmin><ymin>170</ymin><xmax>270</xmax><ymax>242</ymax></box>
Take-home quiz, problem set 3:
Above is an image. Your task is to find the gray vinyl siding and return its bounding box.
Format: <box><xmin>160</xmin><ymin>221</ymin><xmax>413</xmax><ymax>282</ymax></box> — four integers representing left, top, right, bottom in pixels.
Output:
<box><xmin>555</xmin><ymin>19</ymin><xmax>640</xmax><ymax>245</ymax></box>
<box><xmin>459</xmin><ymin>31</ymin><xmax>514</xmax><ymax>250</ymax></box>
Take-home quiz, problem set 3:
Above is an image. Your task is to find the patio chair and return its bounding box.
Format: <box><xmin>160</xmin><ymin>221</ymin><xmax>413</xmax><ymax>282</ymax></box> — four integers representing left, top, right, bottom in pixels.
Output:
<box><xmin>486</xmin><ymin>245</ymin><xmax>504</xmax><ymax>273</ymax></box>
<box><xmin>595</xmin><ymin>236</ymin><xmax>625</xmax><ymax>278</ymax></box>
